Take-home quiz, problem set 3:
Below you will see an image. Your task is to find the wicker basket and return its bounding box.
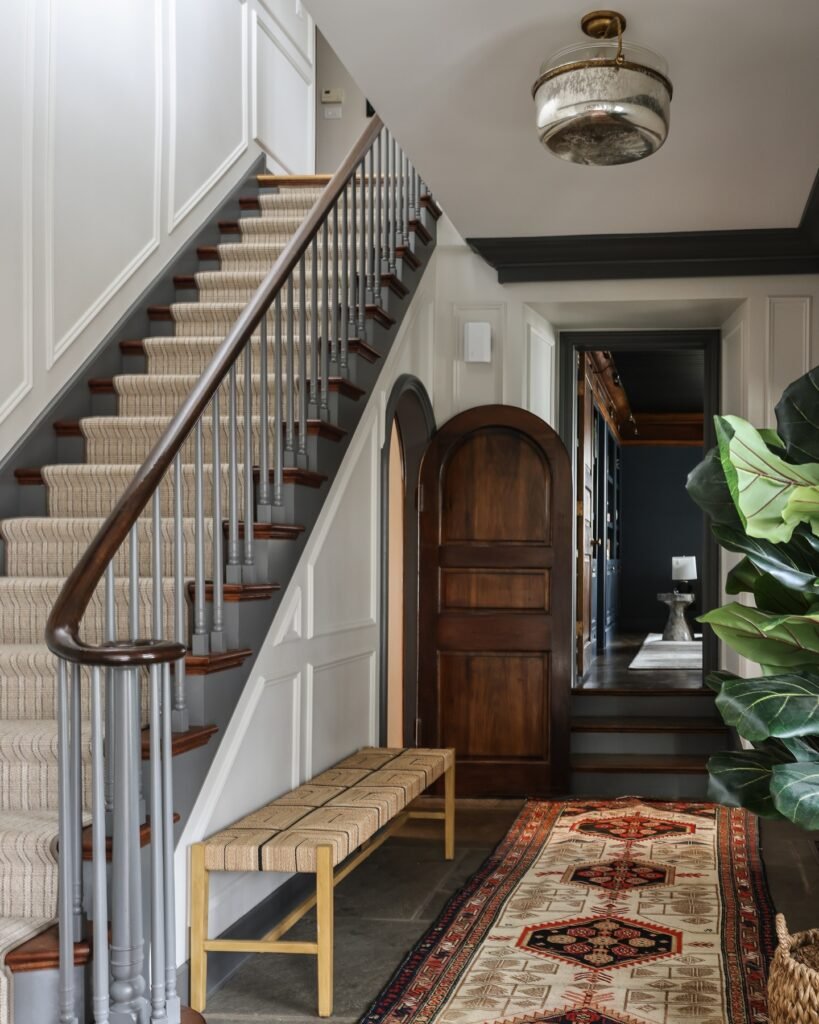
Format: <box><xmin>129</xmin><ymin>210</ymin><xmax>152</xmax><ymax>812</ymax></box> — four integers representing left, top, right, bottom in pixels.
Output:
<box><xmin>769</xmin><ymin>914</ymin><xmax>819</xmax><ymax>1023</ymax></box>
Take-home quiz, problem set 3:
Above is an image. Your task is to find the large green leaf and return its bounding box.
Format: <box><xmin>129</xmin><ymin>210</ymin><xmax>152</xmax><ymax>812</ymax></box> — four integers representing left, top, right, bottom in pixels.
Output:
<box><xmin>752</xmin><ymin>573</ymin><xmax>813</xmax><ymax>615</ymax></box>
<box><xmin>783</xmin><ymin>485</ymin><xmax>819</xmax><ymax>538</ymax></box>
<box><xmin>772</xmin><ymin>761</ymin><xmax>819</xmax><ymax>829</ymax></box>
<box><xmin>699</xmin><ymin>602</ymin><xmax>819</xmax><ymax>669</ymax></box>
<box><xmin>686</xmin><ymin>446</ymin><xmax>741</xmax><ymax>527</ymax></box>
<box><xmin>775</xmin><ymin>367</ymin><xmax>819</xmax><ymax>465</ymax></box>
<box><xmin>712</xmin><ymin>523</ymin><xmax>819</xmax><ymax>596</ymax></box>
<box><xmin>725</xmin><ymin>557</ymin><xmax>759</xmax><ymax>596</ymax></box>
<box><xmin>707</xmin><ymin>750</ymin><xmax>785</xmax><ymax>817</ymax></box>
<box><xmin>715</xmin><ymin>415</ymin><xmax>819</xmax><ymax>543</ymax></box>
<box><xmin>715</xmin><ymin>673</ymin><xmax>819</xmax><ymax>742</ymax></box>
<box><xmin>705</xmin><ymin>670</ymin><xmax>739</xmax><ymax>695</ymax></box>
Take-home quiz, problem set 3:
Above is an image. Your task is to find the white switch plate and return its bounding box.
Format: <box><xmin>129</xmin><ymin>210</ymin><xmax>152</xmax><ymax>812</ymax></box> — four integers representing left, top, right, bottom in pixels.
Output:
<box><xmin>324</xmin><ymin>107</ymin><xmax>342</xmax><ymax>120</ymax></box>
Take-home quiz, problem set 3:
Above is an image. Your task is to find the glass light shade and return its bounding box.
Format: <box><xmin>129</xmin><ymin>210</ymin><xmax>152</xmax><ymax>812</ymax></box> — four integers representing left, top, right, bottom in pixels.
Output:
<box><xmin>672</xmin><ymin>556</ymin><xmax>697</xmax><ymax>581</ymax></box>
<box><xmin>532</xmin><ymin>39</ymin><xmax>672</xmax><ymax>166</ymax></box>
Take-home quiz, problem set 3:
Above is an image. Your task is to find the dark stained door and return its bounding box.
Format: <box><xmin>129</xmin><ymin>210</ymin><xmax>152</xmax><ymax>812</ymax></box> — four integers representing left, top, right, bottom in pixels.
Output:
<box><xmin>417</xmin><ymin>405</ymin><xmax>572</xmax><ymax>797</ymax></box>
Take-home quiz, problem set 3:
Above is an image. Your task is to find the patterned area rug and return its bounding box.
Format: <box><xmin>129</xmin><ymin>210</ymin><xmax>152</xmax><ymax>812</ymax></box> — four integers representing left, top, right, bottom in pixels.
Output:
<box><xmin>363</xmin><ymin>799</ymin><xmax>775</xmax><ymax>1024</ymax></box>
<box><xmin>629</xmin><ymin>634</ymin><xmax>702</xmax><ymax>671</ymax></box>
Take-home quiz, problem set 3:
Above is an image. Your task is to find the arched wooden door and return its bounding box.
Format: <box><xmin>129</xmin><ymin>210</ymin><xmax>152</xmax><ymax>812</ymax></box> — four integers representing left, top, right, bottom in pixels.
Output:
<box><xmin>418</xmin><ymin>405</ymin><xmax>572</xmax><ymax>796</ymax></box>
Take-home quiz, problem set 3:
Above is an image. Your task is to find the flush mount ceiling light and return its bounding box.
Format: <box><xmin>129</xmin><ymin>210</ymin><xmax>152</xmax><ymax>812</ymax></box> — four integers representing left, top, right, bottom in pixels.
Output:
<box><xmin>532</xmin><ymin>9</ymin><xmax>672</xmax><ymax>165</ymax></box>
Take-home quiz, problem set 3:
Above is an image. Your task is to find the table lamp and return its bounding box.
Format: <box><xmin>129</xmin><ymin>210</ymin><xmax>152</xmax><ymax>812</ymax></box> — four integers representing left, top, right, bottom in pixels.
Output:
<box><xmin>672</xmin><ymin>555</ymin><xmax>697</xmax><ymax>595</ymax></box>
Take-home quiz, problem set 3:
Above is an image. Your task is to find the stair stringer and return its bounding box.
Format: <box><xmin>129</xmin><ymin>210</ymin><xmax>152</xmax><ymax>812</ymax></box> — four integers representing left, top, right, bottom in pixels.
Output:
<box><xmin>172</xmin><ymin>253</ymin><xmax>439</xmax><ymax>994</ymax></box>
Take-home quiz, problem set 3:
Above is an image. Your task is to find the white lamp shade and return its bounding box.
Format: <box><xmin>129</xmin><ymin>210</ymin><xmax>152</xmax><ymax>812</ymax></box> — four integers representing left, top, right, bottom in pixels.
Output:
<box><xmin>672</xmin><ymin>556</ymin><xmax>697</xmax><ymax>581</ymax></box>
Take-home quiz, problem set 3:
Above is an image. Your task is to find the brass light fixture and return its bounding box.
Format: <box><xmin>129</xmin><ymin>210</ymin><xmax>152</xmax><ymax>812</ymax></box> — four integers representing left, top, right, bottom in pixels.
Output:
<box><xmin>532</xmin><ymin>9</ymin><xmax>672</xmax><ymax>165</ymax></box>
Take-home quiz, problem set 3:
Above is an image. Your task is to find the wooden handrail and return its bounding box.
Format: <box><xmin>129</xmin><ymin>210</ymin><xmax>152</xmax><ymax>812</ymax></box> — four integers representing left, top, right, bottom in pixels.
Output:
<box><xmin>46</xmin><ymin>115</ymin><xmax>385</xmax><ymax>667</ymax></box>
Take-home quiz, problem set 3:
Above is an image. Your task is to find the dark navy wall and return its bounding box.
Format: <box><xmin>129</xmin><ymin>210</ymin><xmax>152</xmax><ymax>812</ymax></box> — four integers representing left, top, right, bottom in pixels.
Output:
<box><xmin>619</xmin><ymin>445</ymin><xmax>704</xmax><ymax>635</ymax></box>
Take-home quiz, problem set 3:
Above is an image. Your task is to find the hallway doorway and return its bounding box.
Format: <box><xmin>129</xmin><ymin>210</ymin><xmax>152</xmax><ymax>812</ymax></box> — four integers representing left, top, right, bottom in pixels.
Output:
<box><xmin>379</xmin><ymin>376</ymin><xmax>436</xmax><ymax>747</ymax></box>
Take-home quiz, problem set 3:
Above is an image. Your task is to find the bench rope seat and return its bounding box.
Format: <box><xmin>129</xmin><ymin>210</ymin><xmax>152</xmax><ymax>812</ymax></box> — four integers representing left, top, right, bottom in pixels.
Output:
<box><xmin>189</xmin><ymin>746</ymin><xmax>455</xmax><ymax>1016</ymax></box>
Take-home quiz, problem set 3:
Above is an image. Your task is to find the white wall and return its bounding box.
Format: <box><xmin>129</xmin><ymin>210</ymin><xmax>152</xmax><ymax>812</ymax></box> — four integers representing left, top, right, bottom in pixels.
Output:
<box><xmin>314</xmin><ymin>29</ymin><xmax>369</xmax><ymax>173</ymax></box>
<box><xmin>0</xmin><ymin>0</ymin><xmax>315</xmax><ymax>462</ymax></box>
<box><xmin>174</xmin><ymin>254</ymin><xmax>437</xmax><ymax>960</ymax></box>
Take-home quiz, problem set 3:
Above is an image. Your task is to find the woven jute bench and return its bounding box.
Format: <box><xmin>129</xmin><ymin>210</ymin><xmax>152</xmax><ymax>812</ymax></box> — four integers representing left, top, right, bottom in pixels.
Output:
<box><xmin>189</xmin><ymin>746</ymin><xmax>455</xmax><ymax>1017</ymax></box>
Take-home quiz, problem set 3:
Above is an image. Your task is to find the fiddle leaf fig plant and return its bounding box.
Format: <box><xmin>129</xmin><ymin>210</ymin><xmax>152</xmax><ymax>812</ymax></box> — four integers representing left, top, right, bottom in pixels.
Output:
<box><xmin>687</xmin><ymin>367</ymin><xmax>819</xmax><ymax>828</ymax></box>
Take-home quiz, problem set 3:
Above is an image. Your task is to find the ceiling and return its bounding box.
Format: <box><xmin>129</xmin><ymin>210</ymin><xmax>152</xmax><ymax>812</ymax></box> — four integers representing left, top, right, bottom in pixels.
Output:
<box><xmin>305</xmin><ymin>0</ymin><xmax>819</xmax><ymax>240</ymax></box>
<box><xmin>611</xmin><ymin>350</ymin><xmax>704</xmax><ymax>413</ymax></box>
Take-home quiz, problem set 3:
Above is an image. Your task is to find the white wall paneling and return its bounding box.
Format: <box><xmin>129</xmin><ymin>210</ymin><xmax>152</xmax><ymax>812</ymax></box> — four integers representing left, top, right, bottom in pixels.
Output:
<box><xmin>0</xmin><ymin>0</ymin><xmax>34</xmax><ymax>423</ymax></box>
<box><xmin>168</xmin><ymin>0</ymin><xmax>248</xmax><ymax>232</ymax></box>
<box><xmin>252</xmin><ymin>7</ymin><xmax>315</xmax><ymax>174</ymax></box>
<box><xmin>523</xmin><ymin>308</ymin><xmax>556</xmax><ymax>427</ymax></box>
<box><xmin>46</xmin><ymin>0</ymin><xmax>162</xmax><ymax>367</ymax></box>
<box><xmin>310</xmin><ymin>653</ymin><xmax>376</xmax><ymax>774</ymax></box>
<box><xmin>0</xmin><ymin>0</ymin><xmax>315</xmax><ymax>461</ymax></box>
<box><xmin>766</xmin><ymin>296</ymin><xmax>812</xmax><ymax>425</ymax></box>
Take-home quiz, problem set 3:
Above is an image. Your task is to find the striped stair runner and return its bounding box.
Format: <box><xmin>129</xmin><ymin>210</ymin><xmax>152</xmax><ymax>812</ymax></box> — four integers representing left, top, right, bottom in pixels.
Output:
<box><xmin>0</xmin><ymin>184</ymin><xmax>327</xmax><ymax>1022</ymax></box>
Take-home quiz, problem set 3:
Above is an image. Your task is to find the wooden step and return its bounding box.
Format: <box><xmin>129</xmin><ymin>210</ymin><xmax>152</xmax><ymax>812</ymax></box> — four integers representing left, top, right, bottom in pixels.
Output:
<box><xmin>119</xmin><ymin>335</ymin><xmax>380</xmax><ymax>364</ymax></box>
<box><xmin>257</xmin><ymin>174</ymin><xmax>330</xmax><ymax>188</ymax></box>
<box><xmin>420</xmin><ymin>194</ymin><xmax>442</xmax><ymax>220</ymax></box>
<box><xmin>91</xmin><ymin>374</ymin><xmax>363</xmax><ymax>403</ymax></box>
<box><xmin>573</xmin><ymin>686</ymin><xmax>715</xmax><ymax>698</ymax></box>
<box><xmin>409</xmin><ymin>218</ymin><xmax>432</xmax><ymax>245</ymax></box>
<box><xmin>572</xmin><ymin>753</ymin><xmax>709</xmax><ymax>774</ymax></box>
<box><xmin>53</xmin><ymin>417</ymin><xmax>344</xmax><ymax>443</ymax></box>
<box><xmin>185</xmin><ymin>647</ymin><xmax>252</xmax><ymax>675</ymax></box>
<box><xmin>81</xmin><ymin>814</ymin><xmax>180</xmax><ymax>862</ymax></box>
<box><xmin>571</xmin><ymin>716</ymin><xmax>725</xmax><ymax>734</ymax></box>
<box><xmin>141</xmin><ymin>724</ymin><xmax>218</xmax><ymax>760</ymax></box>
<box><xmin>15</xmin><ymin>464</ymin><xmax>326</xmax><ymax>489</ymax></box>
<box><xmin>190</xmin><ymin>581</ymin><xmax>280</xmax><ymax>603</ymax></box>
<box><xmin>6</xmin><ymin>925</ymin><xmax>90</xmax><ymax>973</ymax></box>
<box><xmin>148</xmin><ymin>298</ymin><xmax>394</xmax><ymax>328</ymax></box>
<box><xmin>396</xmin><ymin>244</ymin><xmax>421</xmax><ymax>270</ymax></box>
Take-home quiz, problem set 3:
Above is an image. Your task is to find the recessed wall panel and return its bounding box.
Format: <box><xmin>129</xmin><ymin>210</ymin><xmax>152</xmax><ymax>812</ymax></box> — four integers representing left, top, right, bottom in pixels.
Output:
<box><xmin>254</xmin><ymin>13</ymin><xmax>312</xmax><ymax>172</ymax></box>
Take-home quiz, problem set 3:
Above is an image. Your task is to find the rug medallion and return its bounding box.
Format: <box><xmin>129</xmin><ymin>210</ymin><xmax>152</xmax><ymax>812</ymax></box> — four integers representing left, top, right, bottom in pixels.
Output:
<box><xmin>362</xmin><ymin>799</ymin><xmax>775</xmax><ymax>1024</ymax></box>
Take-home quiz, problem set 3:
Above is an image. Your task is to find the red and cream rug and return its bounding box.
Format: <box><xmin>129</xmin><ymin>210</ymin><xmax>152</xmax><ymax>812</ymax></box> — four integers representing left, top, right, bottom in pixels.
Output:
<box><xmin>363</xmin><ymin>799</ymin><xmax>775</xmax><ymax>1024</ymax></box>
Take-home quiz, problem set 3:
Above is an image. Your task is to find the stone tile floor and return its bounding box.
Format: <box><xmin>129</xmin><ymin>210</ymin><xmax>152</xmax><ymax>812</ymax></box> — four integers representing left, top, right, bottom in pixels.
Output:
<box><xmin>203</xmin><ymin>800</ymin><xmax>819</xmax><ymax>1024</ymax></box>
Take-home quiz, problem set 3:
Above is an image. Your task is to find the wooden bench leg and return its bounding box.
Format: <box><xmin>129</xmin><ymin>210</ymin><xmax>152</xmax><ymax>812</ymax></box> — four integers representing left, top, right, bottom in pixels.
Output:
<box><xmin>444</xmin><ymin>759</ymin><xmax>456</xmax><ymax>861</ymax></box>
<box><xmin>190</xmin><ymin>843</ymin><xmax>209</xmax><ymax>1012</ymax></box>
<box><xmin>316</xmin><ymin>845</ymin><xmax>334</xmax><ymax>1018</ymax></box>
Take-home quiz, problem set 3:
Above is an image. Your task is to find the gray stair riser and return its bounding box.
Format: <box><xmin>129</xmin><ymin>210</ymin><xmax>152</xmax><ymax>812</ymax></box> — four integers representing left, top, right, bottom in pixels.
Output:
<box><xmin>571</xmin><ymin>694</ymin><xmax>719</xmax><ymax>718</ymax></box>
<box><xmin>571</xmin><ymin>732</ymin><xmax>727</xmax><ymax>756</ymax></box>
<box><xmin>570</xmin><ymin>772</ymin><xmax>710</xmax><ymax>800</ymax></box>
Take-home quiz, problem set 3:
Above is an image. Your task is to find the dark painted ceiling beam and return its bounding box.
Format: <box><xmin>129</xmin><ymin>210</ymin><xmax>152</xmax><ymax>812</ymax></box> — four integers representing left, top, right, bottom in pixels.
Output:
<box><xmin>468</xmin><ymin>170</ymin><xmax>819</xmax><ymax>282</ymax></box>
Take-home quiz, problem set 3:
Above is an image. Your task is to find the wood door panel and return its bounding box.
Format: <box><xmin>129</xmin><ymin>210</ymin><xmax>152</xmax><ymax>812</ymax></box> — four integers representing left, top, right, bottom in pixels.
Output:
<box><xmin>441</xmin><ymin>433</ymin><xmax>550</xmax><ymax>543</ymax></box>
<box><xmin>438</xmin><ymin>653</ymin><xmax>547</xmax><ymax>759</ymax></box>
<box><xmin>418</xmin><ymin>405</ymin><xmax>571</xmax><ymax>797</ymax></box>
<box><xmin>437</xmin><ymin>614</ymin><xmax>552</xmax><ymax>651</ymax></box>
<box><xmin>441</xmin><ymin>570</ymin><xmax>550</xmax><ymax>611</ymax></box>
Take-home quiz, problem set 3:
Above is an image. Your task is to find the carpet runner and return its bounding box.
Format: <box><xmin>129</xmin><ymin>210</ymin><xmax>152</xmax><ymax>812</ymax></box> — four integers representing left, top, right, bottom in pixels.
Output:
<box><xmin>0</xmin><ymin>184</ymin><xmax>327</xmax><ymax>1023</ymax></box>
<box><xmin>363</xmin><ymin>799</ymin><xmax>775</xmax><ymax>1024</ymax></box>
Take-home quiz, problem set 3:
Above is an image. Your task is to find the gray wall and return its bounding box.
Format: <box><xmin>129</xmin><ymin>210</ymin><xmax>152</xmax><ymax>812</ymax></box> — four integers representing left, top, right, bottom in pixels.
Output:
<box><xmin>315</xmin><ymin>30</ymin><xmax>370</xmax><ymax>172</ymax></box>
<box><xmin>619</xmin><ymin>445</ymin><xmax>704</xmax><ymax>635</ymax></box>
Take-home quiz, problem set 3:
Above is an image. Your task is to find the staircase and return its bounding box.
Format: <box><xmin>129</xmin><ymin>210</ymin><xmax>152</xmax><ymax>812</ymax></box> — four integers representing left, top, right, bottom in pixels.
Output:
<box><xmin>0</xmin><ymin>118</ymin><xmax>437</xmax><ymax>1024</ymax></box>
<box><xmin>570</xmin><ymin>687</ymin><xmax>730</xmax><ymax>798</ymax></box>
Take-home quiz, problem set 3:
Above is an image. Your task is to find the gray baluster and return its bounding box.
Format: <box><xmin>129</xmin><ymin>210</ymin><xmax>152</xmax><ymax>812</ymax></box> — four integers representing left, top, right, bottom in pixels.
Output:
<box><xmin>148</xmin><ymin>664</ymin><xmax>166</xmax><ymax>1024</ymax></box>
<box><xmin>273</xmin><ymin>293</ymin><xmax>284</xmax><ymax>512</ymax></box>
<box><xmin>375</xmin><ymin>133</ymin><xmax>383</xmax><ymax>305</ymax></box>
<box><xmin>109</xmin><ymin>666</ymin><xmax>148</xmax><ymax>1024</ymax></box>
<box><xmin>358</xmin><ymin>157</ymin><xmax>367</xmax><ymax>336</ymax></box>
<box><xmin>90</xmin><ymin>665</ymin><xmax>110</xmax><ymax>1024</ymax></box>
<box><xmin>298</xmin><ymin>256</ymin><xmax>308</xmax><ymax>467</ymax></box>
<box><xmin>210</xmin><ymin>390</ymin><xmax>225</xmax><ymax>650</ymax></box>
<box><xmin>57</xmin><ymin>658</ymin><xmax>78</xmax><ymax>1024</ymax></box>
<box><xmin>105</xmin><ymin>562</ymin><xmax>115</xmax><ymax>820</ymax></box>
<box><xmin>257</xmin><ymin>314</ymin><xmax>271</xmax><ymax>521</ymax></box>
<box><xmin>243</xmin><ymin>341</ymin><xmax>255</xmax><ymax>580</ymax></box>
<box><xmin>285</xmin><ymin>277</ymin><xmax>295</xmax><ymax>467</ymax></box>
<box><xmin>320</xmin><ymin>222</ymin><xmax>330</xmax><ymax>417</ymax></box>
<box><xmin>389</xmin><ymin>132</ymin><xmax>397</xmax><ymax>272</ymax></box>
<box><xmin>129</xmin><ymin>526</ymin><xmax>139</xmax><ymax>639</ymax></box>
<box><xmin>227</xmin><ymin>364</ymin><xmax>241</xmax><ymax>583</ymax></box>
<box><xmin>331</xmin><ymin>205</ymin><xmax>339</xmax><ymax>368</ymax></box>
<box><xmin>192</xmin><ymin>420</ymin><xmax>208</xmax><ymax>656</ymax></box>
<box><xmin>162</xmin><ymin>663</ymin><xmax>180</xmax><ymax>1024</ymax></box>
<box><xmin>401</xmin><ymin>148</ymin><xmax>409</xmax><ymax>247</ymax></box>
<box><xmin>172</xmin><ymin>451</ymin><xmax>189</xmax><ymax>732</ymax></box>
<box><xmin>341</xmin><ymin>189</ymin><xmax>350</xmax><ymax>369</ymax></box>
<box><xmin>367</xmin><ymin>143</ymin><xmax>376</xmax><ymax>304</ymax></box>
<box><xmin>408</xmin><ymin>158</ymin><xmax>417</xmax><ymax>223</ymax></box>
<box><xmin>351</xmin><ymin>168</ymin><xmax>358</xmax><ymax>333</ymax></box>
<box><xmin>70</xmin><ymin>662</ymin><xmax>82</xmax><ymax>943</ymax></box>
<box><xmin>309</xmin><ymin>237</ymin><xmax>319</xmax><ymax>418</ymax></box>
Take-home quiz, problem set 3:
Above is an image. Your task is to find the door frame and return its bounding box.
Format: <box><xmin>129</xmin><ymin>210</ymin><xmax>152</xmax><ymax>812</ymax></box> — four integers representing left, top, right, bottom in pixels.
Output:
<box><xmin>378</xmin><ymin>374</ymin><xmax>436</xmax><ymax>746</ymax></box>
<box><xmin>558</xmin><ymin>329</ymin><xmax>721</xmax><ymax>684</ymax></box>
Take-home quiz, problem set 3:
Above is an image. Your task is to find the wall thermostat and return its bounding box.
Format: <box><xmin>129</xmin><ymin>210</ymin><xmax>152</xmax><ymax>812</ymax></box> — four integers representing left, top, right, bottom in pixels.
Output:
<box><xmin>321</xmin><ymin>88</ymin><xmax>344</xmax><ymax>104</ymax></box>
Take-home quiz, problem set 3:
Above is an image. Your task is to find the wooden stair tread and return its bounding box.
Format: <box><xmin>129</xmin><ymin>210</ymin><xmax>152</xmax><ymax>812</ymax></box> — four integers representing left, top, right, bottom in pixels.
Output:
<box><xmin>185</xmin><ymin>647</ymin><xmax>252</xmax><ymax>675</ymax></box>
<box><xmin>257</xmin><ymin>174</ymin><xmax>331</xmax><ymax>187</ymax></box>
<box><xmin>140</xmin><ymin>724</ymin><xmax>218</xmax><ymax>759</ymax></box>
<box><xmin>6</xmin><ymin>925</ymin><xmax>90</xmax><ymax>973</ymax></box>
<box><xmin>120</xmin><ymin>335</ymin><xmax>380</xmax><ymax>364</ymax></box>
<box><xmin>572</xmin><ymin>753</ymin><xmax>709</xmax><ymax>774</ymax></box>
<box><xmin>571</xmin><ymin>716</ymin><xmax>725</xmax><ymax>733</ymax></box>
<box><xmin>396</xmin><ymin>244</ymin><xmax>421</xmax><ymax>270</ymax></box>
<box><xmin>81</xmin><ymin>814</ymin><xmax>180</xmax><ymax>862</ymax></box>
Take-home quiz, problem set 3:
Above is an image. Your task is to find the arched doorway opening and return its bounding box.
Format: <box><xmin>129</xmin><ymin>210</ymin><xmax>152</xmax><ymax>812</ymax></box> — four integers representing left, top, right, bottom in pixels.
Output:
<box><xmin>379</xmin><ymin>376</ymin><xmax>436</xmax><ymax>746</ymax></box>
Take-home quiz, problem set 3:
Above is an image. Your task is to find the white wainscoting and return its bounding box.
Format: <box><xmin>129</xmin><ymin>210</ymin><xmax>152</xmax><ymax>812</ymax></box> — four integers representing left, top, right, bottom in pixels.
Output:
<box><xmin>174</xmin><ymin>261</ymin><xmax>438</xmax><ymax>964</ymax></box>
<box><xmin>0</xmin><ymin>0</ymin><xmax>315</xmax><ymax>462</ymax></box>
